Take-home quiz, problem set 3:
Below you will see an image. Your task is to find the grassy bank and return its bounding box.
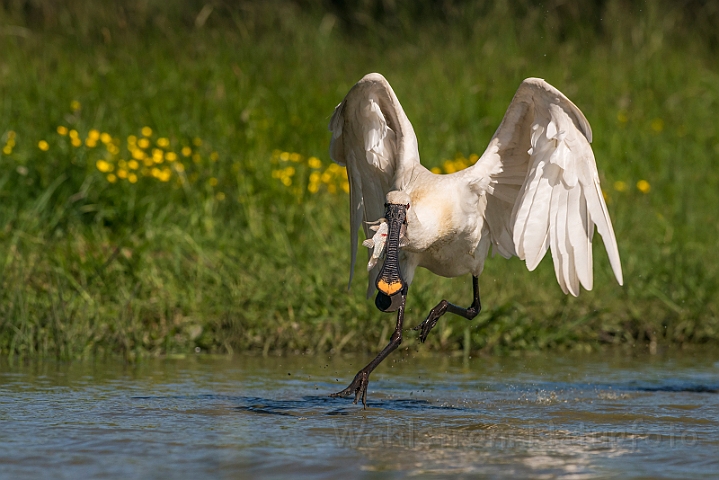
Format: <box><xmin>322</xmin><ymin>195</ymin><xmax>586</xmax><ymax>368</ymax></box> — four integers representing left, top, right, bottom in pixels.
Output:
<box><xmin>1</xmin><ymin>1</ymin><xmax>718</xmax><ymax>358</ymax></box>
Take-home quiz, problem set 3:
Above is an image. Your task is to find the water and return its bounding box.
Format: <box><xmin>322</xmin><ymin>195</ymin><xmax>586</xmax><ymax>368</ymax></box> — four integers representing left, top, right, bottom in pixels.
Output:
<box><xmin>1</xmin><ymin>349</ymin><xmax>718</xmax><ymax>479</ymax></box>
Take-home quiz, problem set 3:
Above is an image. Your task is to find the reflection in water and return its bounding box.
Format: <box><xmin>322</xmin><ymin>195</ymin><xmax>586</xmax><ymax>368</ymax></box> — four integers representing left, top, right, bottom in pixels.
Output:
<box><xmin>1</xmin><ymin>350</ymin><xmax>718</xmax><ymax>478</ymax></box>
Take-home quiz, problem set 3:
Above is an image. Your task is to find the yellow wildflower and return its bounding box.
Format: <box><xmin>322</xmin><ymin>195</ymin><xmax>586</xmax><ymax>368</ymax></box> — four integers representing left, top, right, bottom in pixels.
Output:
<box><xmin>107</xmin><ymin>173</ymin><xmax>117</xmax><ymax>183</ymax></box>
<box><xmin>341</xmin><ymin>181</ymin><xmax>350</xmax><ymax>193</ymax></box>
<box><xmin>289</xmin><ymin>152</ymin><xmax>302</xmax><ymax>162</ymax></box>
<box><xmin>613</xmin><ymin>181</ymin><xmax>628</xmax><ymax>192</ymax></box>
<box><xmin>209</xmin><ymin>177</ymin><xmax>218</xmax><ymax>186</ymax></box>
<box><xmin>2</xmin><ymin>146</ymin><xmax>11</xmax><ymax>155</ymax></box>
<box><xmin>69</xmin><ymin>129</ymin><xmax>79</xmax><ymax>139</ymax></box>
<box><xmin>216</xmin><ymin>192</ymin><xmax>226</xmax><ymax>201</ymax></box>
<box><xmin>127</xmin><ymin>135</ymin><xmax>137</xmax><ymax>145</ymax></box>
<box><xmin>100</xmin><ymin>132</ymin><xmax>112</xmax><ymax>144</ymax></box>
<box><xmin>96</xmin><ymin>160</ymin><xmax>112</xmax><ymax>172</ymax></box>
<box><xmin>157</xmin><ymin>137</ymin><xmax>170</xmax><ymax>148</ymax></box>
<box><xmin>57</xmin><ymin>126</ymin><xmax>68</xmax><ymax>135</ymax></box>
<box><xmin>174</xmin><ymin>163</ymin><xmax>185</xmax><ymax>172</ymax></box>
<box><xmin>279</xmin><ymin>152</ymin><xmax>290</xmax><ymax>161</ymax></box>
<box><xmin>192</xmin><ymin>137</ymin><xmax>202</xmax><ymax>146</ymax></box>
<box><xmin>70</xmin><ymin>100</ymin><xmax>81</xmax><ymax>111</ymax></box>
<box><xmin>128</xmin><ymin>173</ymin><xmax>138</xmax><ymax>183</ymax></box>
<box><xmin>132</xmin><ymin>149</ymin><xmax>145</xmax><ymax>160</ymax></box>
<box><xmin>38</xmin><ymin>140</ymin><xmax>49</xmax><ymax>151</ymax></box>
<box><xmin>165</xmin><ymin>152</ymin><xmax>177</xmax><ymax>162</ymax></box>
<box><xmin>430</xmin><ymin>167</ymin><xmax>441</xmax><ymax>174</ymax></box>
<box><xmin>307</xmin><ymin>156</ymin><xmax>322</xmax><ymax>169</ymax></box>
<box><xmin>88</xmin><ymin>129</ymin><xmax>100</xmax><ymax>141</ymax></box>
<box><xmin>71</xmin><ymin>137</ymin><xmax>82</xmax><ymax>147</ymax></box>
<box><xmin>181</xmin><ymin>146</ymin><xmax>192</xmax><ymax>157</ymax></box>
<box><xmin>650</xmin><ymin>118</ymin><xmax>664</xmax><ymax>133</ymax></box>
<box><xmin>159</xmin><ymin>168</ymin><xmax>171</xmax><ymax>182</ymax></box>
<box><xmin>152</xmin><ymin>149</ymin><xmax>164</xmax><ymax>163</ymax></box>
<box><xmin>141</xmin><ymin>126</ymin><xmax>153</xmax><ymax>137</ymax></box>
<box><xmin>637</xmin><ymin>180</ymin><xmax>651</xmax><ymax>193</ymax></box>
<box><xmin>85</xmin><ymin>138</ymin><xmax>97</xmax><ymax>148</ymax></box>
<box><xmin>192</xmin><ymin>154</ymin><xmax>201</xmax><ymax>163</ymax></box>
<box><xmin>128</xmin><ymin>160</ymin><xmax>139</xmax><ymax>170</ymax></box>
<box><xmin>138</xmin><ymin>138</ymin><xmax>150</xmax><ymax>149</ymax></box>
<box><xmin>117</xmin><ymin>169</ymin><xmax>128</xmax><ymax>179</ymax></box>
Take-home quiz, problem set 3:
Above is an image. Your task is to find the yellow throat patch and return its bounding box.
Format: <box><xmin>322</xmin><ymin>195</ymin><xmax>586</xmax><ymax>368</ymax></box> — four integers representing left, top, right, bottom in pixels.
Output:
<box><xmin>377</xmin><ymin>278</ymin><xmax>403</xmax><ymax>296</ymax></box>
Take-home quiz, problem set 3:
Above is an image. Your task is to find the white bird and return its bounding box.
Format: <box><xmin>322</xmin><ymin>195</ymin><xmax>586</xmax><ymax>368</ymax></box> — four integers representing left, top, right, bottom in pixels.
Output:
<box><xmin>328</xmin><ymin>73</ymin><xmax>623</xmax><ymax>407</ymax></box>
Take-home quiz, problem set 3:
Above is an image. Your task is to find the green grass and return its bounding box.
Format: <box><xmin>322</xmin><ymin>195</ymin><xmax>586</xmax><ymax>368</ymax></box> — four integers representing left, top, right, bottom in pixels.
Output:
<box><xmin>1</xmin><ymin>1</ymin><xmax>718</xmax><ymax>359</ymax></box>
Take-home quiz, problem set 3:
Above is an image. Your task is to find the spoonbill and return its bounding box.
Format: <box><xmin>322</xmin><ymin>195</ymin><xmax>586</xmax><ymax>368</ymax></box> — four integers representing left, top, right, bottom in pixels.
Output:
<box><xmin>328</xmin><ymin>73</ymin><xmax>623</xmax><ymax>407</ymax></box>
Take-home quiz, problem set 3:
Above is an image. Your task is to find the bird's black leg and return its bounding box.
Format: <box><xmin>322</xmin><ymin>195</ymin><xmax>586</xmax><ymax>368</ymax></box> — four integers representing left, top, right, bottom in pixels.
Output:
<box><xmin>330</xmin><ymin>293</ymin><xmax>406</xmax><ymax>408</ymax></box>
<box><xmin>413</xmin><ymin>275</ymin><xmax>481</xmax><ymax>343</ymax></box>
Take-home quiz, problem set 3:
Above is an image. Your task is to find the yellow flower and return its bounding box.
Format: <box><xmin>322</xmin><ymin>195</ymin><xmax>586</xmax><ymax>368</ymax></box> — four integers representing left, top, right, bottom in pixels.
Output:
<box><xmin>70</xmin><ymin>100</ymin><xmax>81</xmax><ymax>111</ymax></box>
<box><xmin>215</xmin><ymin>192</ymin><xmax>226</xmax><ymax>201</ymax></box>
<box><xmin>127</xmin><ymin>135</ymin><xmax>137</xmax><ymax>145</ymax></box>
<box><xmin>151</xmin><ymin>167</ymin><xmax>161</xmax><ymax>178</ymax></box>
<box><xmin>132</xmin><ymin>149</ymin><xmax>145</xmax><ymax>160</ymax></box>
<box><xmin>279</xmin><ymin>152</ymin><xmax>290</xmax><ymax>161</ymax></box>
<box><xmin>159</xmin><ymin>168</ymin><xmax>171</xmax><ymax>182</ymax></box>
<box><xmin>96</xmin><ymin>160</ymin><xmax>112</xmax><ymax>172</ymax></box>
<box><xmin>181</xmin><ymin>146</ymin><xmax>192</xmax><ymax>157</ymax></box>
<box><xmin>469</xmin><ymin>153</ymin><xmax>479</xmax><ymax>164</ymax></box>
<box><xmin>637</xmin><ymin>179</ymin><xmax>651</xmax><ymax>193</ymax></box>
<box><xmin>165</xmin><ymin>152</ymin><xmax>177</xmax><ymax>162</ymax></box>
<box><xmin>117</xmin><ymin>169</ymin><xmax>128</xmax><ymax>179</ymax></box>
<box><xmin>141</xmin><ymin>126</ymin><xmax>153</xmax><ymax>137</ymax></box>
<box><xmin>100</xmin><ymin>132</ymin><xmax>112</xmax><ymax>144</ymax></box>
<box><xmin>128</xmin><ymin>173</ymin><xmax>138</xmax><ymax>183</ymax></box>
<box><xmin>614</xmin><ymin>181</ymin><xmax>628</xmax><ymax>192</ymax></box>
<box><xmin>430</xmin><ymin>167</ymin><xmax>441</xmax><ymax>174</ymax></box>
<box><xmin>85</xmin><ymin>138</ymin><xmax>97</xmax><ymax>148</ymax></box>
<box><xmin>71</xmin><ymin>137</ymin><xmax>82</xmax><ymax>147</ymax></box>
<box><xmin>174</xmin><ymin>163</ymin><xmax>185</xmax><ymax>172</ymax></box>
<box><xmin>88</xmin><ymin>129</ymin><xmax>100</xmax><ymax>141</ymax></box>
<box><xmin>2</xmin><ymin>146</ymin><xmax>12</xmax><ymax>155</ymax></box>
<box><xmin>157</xmin><ymin>137</ymin><xmax>170</xmax><ymax>148</ymax></box>
<box><xmin>138</xmin><ymin>138</ymin><xmax>150</xmax><ymax>149</ymax></box>
<box><xmin>289</xmin><ymin>152</ymin><xmax>302</xmax><ymax>162</ymax></box>
<box><xmin>143</xmin><ymin>157</ymin><xmax>154</xmax><ymax>167</ymax></box>
<box><xmin>57</xmin><ymin>126</ymin><xmax>68</xmax><ymax>135</ymax></box>
<box><xmin>69</xmin><ymin>129</ymin><xmax>79</xmax><ymax>139</ymax></box>
<box><xmin>107</xmin><ymin>173</ymin><xmax>117</xmax><ymax>183</ymax></box>
<box><xmin>152</xmin><ymin>149</ymin><xmax>164</xmax><ymax>163</ymax></box>
<box><xmin>209</xmin><ymin>177</ymin><xmax>218</xmax><ymax>186</ymax></box>
<box><xmin>307</xmin><ymin>156</ymin><xmax>322</xmax><ymax>169</ymax></box>
<box><xmin>38</xmin><ymin>140</ymin><xmax>49</xmax><ymax>151</ymax></box>
<box><xmin>192</xmin><ymin>153</ymin><xmax>201</xmax><ymax>163</ymax></box>
<box><xmin>7</xmin><ymin>131</ymin><xmax>15</xmax><ymax>140</ymax></box>
<box><xmin>192</xmin><ymin>137</ymin><xmax>202</xmax><ymax>147</ymax></box>
<box><xmin>128</xmin><ymin>160</ymin><xmax>139</xmax><ymax>170</ymax></box>
<box><xmin>650</xmin><ymin>118</ymin><xmax>664</xmax><ymax>133</ymax></box>
<box><xmin>341</xmin><ymin>181</ymin><xmax>350</xmax><ymax>193</ymax></box>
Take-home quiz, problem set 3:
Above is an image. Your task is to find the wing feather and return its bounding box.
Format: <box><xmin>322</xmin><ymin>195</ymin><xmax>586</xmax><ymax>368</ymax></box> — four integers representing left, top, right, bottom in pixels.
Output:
<box><xmin>329</xmin><ymin>73</ymin><xmax>420</xmax><ymax>295</ymax></box>
<box><xmin>471</xmin><ymin>78</ymin><xmax>622</xmax><ymax>295</ymax></box>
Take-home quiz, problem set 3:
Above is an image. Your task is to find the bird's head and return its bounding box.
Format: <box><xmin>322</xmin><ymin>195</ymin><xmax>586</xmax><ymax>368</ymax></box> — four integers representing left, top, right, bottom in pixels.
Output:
<box><xmin>374</xmin><ymin>191</ymin><xmax>410</xmax><ymax>312</ymax></box>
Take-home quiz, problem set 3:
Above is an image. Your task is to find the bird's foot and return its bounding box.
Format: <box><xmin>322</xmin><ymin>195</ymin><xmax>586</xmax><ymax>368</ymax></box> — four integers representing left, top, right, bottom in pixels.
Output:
<box><xmin>330</xmin><ymin>370</ymin><xmax>370</xmax><ymax>408</ymax></box>
<box><xmin>412</xmin><ymin>316</ymin><xmax>439</xmax><ymax>343</ymax></box>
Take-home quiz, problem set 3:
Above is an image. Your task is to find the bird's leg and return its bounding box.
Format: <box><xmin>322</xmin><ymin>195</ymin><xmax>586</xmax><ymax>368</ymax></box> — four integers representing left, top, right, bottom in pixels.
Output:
<box><xmin>330</xmin><ymin>293</ymin><xmax>406</xmax><ymax>408</ymax></box>
<box><xmin>413</xmin><ymin>276</ymin><xmax>481</xmax><ymax>343</ymax></box>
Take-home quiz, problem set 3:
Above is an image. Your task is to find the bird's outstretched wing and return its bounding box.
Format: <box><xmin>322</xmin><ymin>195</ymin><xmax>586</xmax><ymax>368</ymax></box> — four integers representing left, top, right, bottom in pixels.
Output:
<box><xmin>470</xmin><ymin>78</ymin><xmax>623</xmax><ymax>296</ymax></box>
<box><xmin>329</xmin><ymin>73</ymin><xmax>420</xmax><ymax>296</ymax></box>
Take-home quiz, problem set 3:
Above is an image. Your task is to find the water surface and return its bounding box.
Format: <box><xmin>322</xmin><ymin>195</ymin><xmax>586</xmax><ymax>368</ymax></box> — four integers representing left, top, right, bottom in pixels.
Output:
<box><xmin>1</xmin><ymin>349</ymin><xmax>718</xmax><ymax>478</ymax></box>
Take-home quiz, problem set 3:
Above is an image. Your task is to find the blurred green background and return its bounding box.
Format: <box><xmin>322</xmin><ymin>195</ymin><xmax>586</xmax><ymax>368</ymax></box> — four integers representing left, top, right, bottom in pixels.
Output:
<box><xmin>1</xmin><ymin>0</ymin><xmax>718</xmax><ymax>359</ymax></box>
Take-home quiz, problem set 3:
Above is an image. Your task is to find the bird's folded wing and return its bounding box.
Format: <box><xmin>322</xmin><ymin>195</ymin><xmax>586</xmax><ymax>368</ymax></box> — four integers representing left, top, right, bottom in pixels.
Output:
<box><xmin>329</xmin><ymin>73</ymin><xmax>420</xmax><ymax>296</ymax></box>
<box><xmin>469</xmin><ymin>78</ymin><xmax>623</xmax><ymax>296</ymax></box>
